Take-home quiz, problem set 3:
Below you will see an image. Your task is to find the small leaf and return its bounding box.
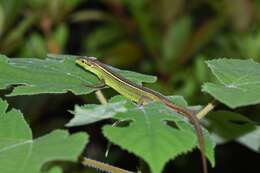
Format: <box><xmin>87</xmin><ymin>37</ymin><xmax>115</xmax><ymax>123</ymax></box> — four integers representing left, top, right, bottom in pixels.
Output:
<box><xmin>124</xmin><ymin>0</ymin><xmax>160</xmax><ymax>55</ymax></box>
<box><xmin>207</xmin><ymin>111</ymin><xmax>256</xmax><ymax>143</ymax></box>
<box><xmin>52</xmin><ymin>24</ymin><xmax>69</xmax><ymax>49</ymax></box>
<box><xmin>162</xmin><ymin>16</ymin><xmax>192</xmax><ymax>60</ymax></box>
<box><xmin>0</xmin><ymin>54</ymin><xmax>156</xmax><ymax>96</ymax></box>
<box><xmin>0</xmin><ymin>0</ymin><xmax>25</xmax><ymax>30</ymax></box>
<box><xmin>66</xmin><ymin>100</ymin><xmax>128</xmax><ymax>127</ymax></box>
<box><xmin>167</xmin><ymin>95</ymin><xmax>188</xmax><ymax>107</ymax></box>
<box><xmin>66</xmin><ymin>95</ymin><xmax>137</xmax><ymax>127</ymax></box>
<box><xmin>18</xmin><ymin>33</ymin><xmax>47</xmax><ymax>58</ymax></box>
<box><xmin>84</xmin><ymin>24</ymin><xmax>124</xmax><ymax>57</ymax></box>
<box><xmin>0</xmin><ymin>98</ymin><xmax>88</xmax><ymax>173</ymax></box>
<box><xmin>1</xmin><ymin>16</ymin><xmax>35</xmax><ymax>54</ymax></box>
<box><xmin>203</xmin><ymin>58</ymin><xmax>260</xmax><ymax>108</ymax></box>
<box><xmin>237</xmin><ymin>126</ymin><xmax>260</xmax><ymax>153</ymax></box>
<box><xmin>207</xmin><ymin>111</ymin><xmax>260</xmax><ymax>153</ymax></box>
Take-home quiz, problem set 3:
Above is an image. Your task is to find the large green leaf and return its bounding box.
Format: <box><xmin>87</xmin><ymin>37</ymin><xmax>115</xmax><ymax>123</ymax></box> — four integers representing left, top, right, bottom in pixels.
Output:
<box><xmin>67</xmin><ymin>95</ymin><xmax>191</xmax><ymax>127</ymax></box>
<box><xmin>0</xmin><ymin>98</ymin><xmax>88</xmax><ymax>173</ymax></box>
<box><xmin>203</xmin><ymin>59</ymin><xmax>260</xmax><ymax>108</ymax></box>
<box><xmin>0</xmin><ymin>54</ymin><xmax>156</xmax><ymax>96</ymax></box>
<box><xmin>68</xmin><ymin>95</ymin><xmax>215</xmax><ymax>173</ymax></box>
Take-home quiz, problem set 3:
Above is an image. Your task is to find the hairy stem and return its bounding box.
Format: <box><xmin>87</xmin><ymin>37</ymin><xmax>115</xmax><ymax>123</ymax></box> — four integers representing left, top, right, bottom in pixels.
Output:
<box><xmin>80</xmin><ymin>156</ymin><xmax>135</xmax><ymax>173</ymax></box>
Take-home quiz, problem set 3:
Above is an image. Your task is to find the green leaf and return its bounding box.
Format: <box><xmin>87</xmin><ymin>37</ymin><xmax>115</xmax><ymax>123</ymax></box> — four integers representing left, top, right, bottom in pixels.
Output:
<box><xmin>0</xmin><ymin>98</ymin><xmax>88</xmax><ymax>173</ymax></box>
<box><xmin>66</xmin><ymin>100</ymin><xmax>128</xmax><ymax>127</ymax></box>
<box><xmin>46</xmin><ymin>167</ymin><xmax>62</xmax><ymax>173</ymax></box>
<box><xmin>205</xmin><ymin>111</ymin><xmax>260</xmax><ymax>153</ymax></box>
<box><xmin>237</xmin><ymin>126</ymin><xmax>260</xmax><ymax>153</ymax></box>
<box><xmin>66</xmin><ymin>95</ymin><xmax>136</xmax><ymax>127</ymax></box>
<box><xmin>207</xmin><ymin>111</ymin><xmax>256</xmax><ymax>143</ymax></box>
<box><xmin>69</xmin><ymin>95</ymin><xmax>215</xmax><ymax>173</ymax></box>
<box><xmin>195</xmin><ymin>56</ymin><xmax>209</xmax><ymax>83</ymax></box>
<box><xmin>123</xmin><ymin>0</ymin><xmax>159</xmax><ymax>55</ymax></box>
<box><xmin>162</xmin><ymin>16</ymin><xmax>192</xmax><ymax>60</ymax></box>
<box><xmin>0</xmin><ymin>0</ymin><xmax>25</xmax><ymax>30</ymax></box>
<box><xmin>84</xmin><ymin>24</ymin><xmax>124</xmax><ymax>57</ymax></box>
<box><xmin>18</xmin><ymin>33</ymin><xmax>47</xmax><ymax>58</ymax></box>
<box><xmin>52</xmin><ymin>24</ymin><xmax>69</xmax><ymax>49</ymax></box>
<box><xmin>67</xmin><ymin>95</ymin><xmax>192</xmax><ymax>127</ymax></box>
<box><xmin>103</xmin><ymin>100</ymin><xmax>215</xmax><ymax>173</ymax></box>
<box><xmin>1</xmin><ymin>15</ymin><xmax>35</xmax><ymax>54</ymax></box>
<box><xmin>203</xmin><ymin>58</ymin><xmax>260</xmax><ymax>108</ymax></box>
<box><xmin>0</xmin><ymin>4</ymin><xmax>4</xmax><ymax>37</ymax></box>
<box><xmin>0</xmin><ymin>54</ymin><xmax>156</xmax><ymax>96</ymax></box>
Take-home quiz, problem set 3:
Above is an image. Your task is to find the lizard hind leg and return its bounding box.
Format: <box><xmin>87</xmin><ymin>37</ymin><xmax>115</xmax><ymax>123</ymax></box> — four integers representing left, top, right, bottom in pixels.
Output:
<box><xmin>82</xmin><ymin>79</ymin><xmax>106</xmax><ymax>89</ymax></box>
<box><xmin>137</xmin><ymin>95</ymin><xmax>152</xmax><ymax>106</ymax></box>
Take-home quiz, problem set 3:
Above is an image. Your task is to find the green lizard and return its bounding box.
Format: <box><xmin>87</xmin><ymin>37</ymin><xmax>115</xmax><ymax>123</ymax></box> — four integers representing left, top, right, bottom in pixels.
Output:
<box><xmin>76</xmin><ymin>56</ymin><xmax>208</xmax><ymax>173</ymax></box>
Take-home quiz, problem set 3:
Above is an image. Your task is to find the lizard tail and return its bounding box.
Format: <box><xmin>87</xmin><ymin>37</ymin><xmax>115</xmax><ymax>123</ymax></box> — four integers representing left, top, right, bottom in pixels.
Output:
<box><xmin>164</xmin><ymin>101</ymin><xmax>208</xmax><ymax>173</ymax></box>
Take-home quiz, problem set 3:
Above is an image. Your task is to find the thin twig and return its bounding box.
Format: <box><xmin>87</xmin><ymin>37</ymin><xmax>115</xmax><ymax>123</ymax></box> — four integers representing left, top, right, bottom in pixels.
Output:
<box><xmin>105</xmin><ymin>120</ymin><xmax>127</xmax><ymax>157</ymax></box>
<box><xmin>95</xmin><ymin>90</ymin><xmax>108</xmax><ymax>104</ymax></box>
<box><xmin>196</xmin><ymin>101</ymin><xmax>216</xmax><ymax>119</ymax></box>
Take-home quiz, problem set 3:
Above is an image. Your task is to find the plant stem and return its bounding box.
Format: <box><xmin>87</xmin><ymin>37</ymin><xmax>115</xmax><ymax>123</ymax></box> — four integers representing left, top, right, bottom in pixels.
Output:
<box><xmin>95</xmin><ymin>90</ymin><xmax>107</xmax><ymax>104</ymax></box>
<box><xmin>80</xmin><ymin>156</ymin><xmax>135</xmax><ymax>173</ymax></box>
<box><xmin>196</xmin><ymin>101</ymin><xmax>215</xmax><ymax>119</ymax></box>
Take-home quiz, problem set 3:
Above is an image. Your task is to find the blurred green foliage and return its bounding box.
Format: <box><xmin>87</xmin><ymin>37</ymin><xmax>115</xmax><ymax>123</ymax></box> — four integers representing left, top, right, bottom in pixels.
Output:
<box><xmin>2</xmin><ymin>0</ymin><xmax>260</xmax><ymax>101</ymax></box>
<box><xmin>1</xmin><ymin>0</ymin><xmax>260</xmax><ymax>173</ymax></box>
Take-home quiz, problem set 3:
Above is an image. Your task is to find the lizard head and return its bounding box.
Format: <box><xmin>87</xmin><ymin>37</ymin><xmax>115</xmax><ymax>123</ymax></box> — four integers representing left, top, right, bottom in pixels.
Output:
<box><xmin>76</xmin><ymin>56</ymin><xmax>103</xmax><ymax>79</ymax></box>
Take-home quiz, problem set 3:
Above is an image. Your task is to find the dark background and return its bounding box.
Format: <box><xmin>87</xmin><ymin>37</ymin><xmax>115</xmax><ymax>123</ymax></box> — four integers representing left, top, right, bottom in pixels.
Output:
<box><xmin>1</xmin><ymin>0</ymin><xmax>260</xmax><ymax>172</ymax></box>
